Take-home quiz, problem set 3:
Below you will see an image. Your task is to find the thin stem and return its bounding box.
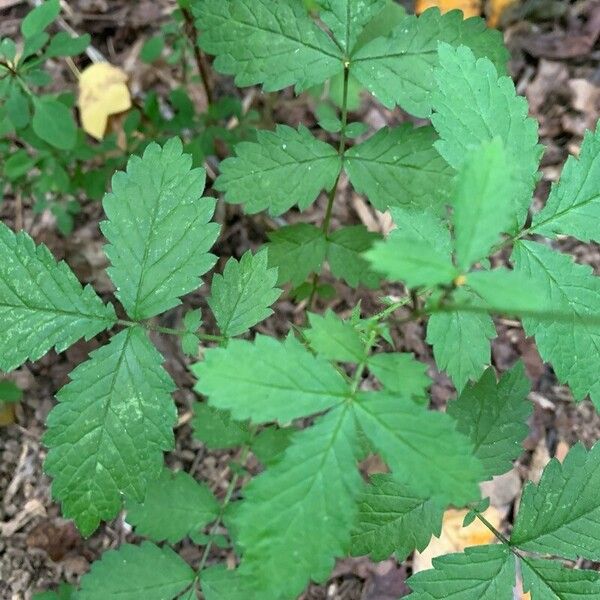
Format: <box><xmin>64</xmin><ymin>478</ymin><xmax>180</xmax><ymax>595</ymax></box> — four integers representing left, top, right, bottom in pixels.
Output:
<box><xmin>474</xmin><ymin>511</ymin><xmax>512</xmax><ymax>547</ymax></box>
<box><xmin>350</xmin><ymin>329</ymin><xmax>378</xmax><ymax>393</ymax></box>
<box><xmin>182</xmin><ymin>7</ymin><xmax>214</xmax><ymax>105</ymax></box>
<box><xmin>117</xmin><ymin>319</ymin><xmax>225</xmax><ymax>342</ymax></box>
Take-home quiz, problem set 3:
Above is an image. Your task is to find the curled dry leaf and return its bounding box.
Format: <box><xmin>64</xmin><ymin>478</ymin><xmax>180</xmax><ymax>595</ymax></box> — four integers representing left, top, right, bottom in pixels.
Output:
<box><xmin>415</xmin><ymin>0</ymin><xmax>482</xmax><ymax>18</ymax></box>
<box><xmin>78</xmin><ymin>62</ymin><xmax>132</xmax><ymax>140</ymax></box>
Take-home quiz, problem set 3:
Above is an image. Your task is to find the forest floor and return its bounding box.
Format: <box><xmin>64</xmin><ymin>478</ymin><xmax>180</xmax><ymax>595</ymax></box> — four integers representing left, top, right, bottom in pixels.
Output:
<box><xmin>1</xmin><ymin>0</ymin><xmax>600</xmax><ymax>598</ymax></box>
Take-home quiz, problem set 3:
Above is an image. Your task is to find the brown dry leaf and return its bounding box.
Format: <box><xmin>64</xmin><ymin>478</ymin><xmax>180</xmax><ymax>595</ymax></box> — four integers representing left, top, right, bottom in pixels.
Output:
<box><xmin>78</xmin><ymin>62</ymin><xmax>132</xmax><ymax>140</ymax></box>
<box><xmin>413</xmin><ymin>506</ymin><xmax>502</xmax><ymax>572</ymax></box>
<box><xmin>487</xmin><ymin>0</ymin><xmax>518</xmax><ymax>27</ymax></box>
<box><xmin>0</xmin><ymin>402</ymin><xmax>15</xmax><ymax>425</ymax></box>
<box><xmin>415</xmin><ymin>0</ymin><xmax>481</xmax><ymax>17</ymax></box>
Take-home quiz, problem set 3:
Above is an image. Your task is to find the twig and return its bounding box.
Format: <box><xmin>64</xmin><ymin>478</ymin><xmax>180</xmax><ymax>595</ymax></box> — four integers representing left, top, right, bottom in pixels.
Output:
<box><xmin>181</xmin><ymin>6</ymin><xmax>214</xmax><ymax>105</ymax></box>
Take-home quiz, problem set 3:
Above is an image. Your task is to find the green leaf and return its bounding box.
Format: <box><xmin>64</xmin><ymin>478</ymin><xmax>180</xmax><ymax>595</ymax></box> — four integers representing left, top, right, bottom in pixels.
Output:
<box><xmin>511</xmin><ymin>443</ymin><xmax>600</xmax><ymax>561</ymax></box>
<box><xmin>227</xmin><ymin>406</ymin><xmax>363</xmax><ymax>599</ymax></box>
<box><xmin>389</xmin><ymin>206</ymin><xmax>453</xmax><ymax>253</ymax></box>
<box><xmin>367</xmin><ymin>352</ymin><xmax>431</xmax><ymax>401</ymax></box>
<box><xmin>201</xmin><ymin>566</ymin><xmax>258</xmax><ymax>600</ymax></box>
<box><xmin>101</xmin><ymin>138</ymin><xmax>219</xmax><ymax>320</ymax></box>
<box><xmin>195</xmin><ymin>0</ymin><xmax>343</xmax><ymax>92</ymax></box>
<box><xmin>406</xmin><ymin>545</ymin><xmax>515</xmax><ymax>599</ymax></box>
<box><xmin>0</xmin><ymin>222</ymin><xmax>115</xmax><ymax>373</ymax></box>
<box><xmin>512</xmin><ymin>240</ymin><xmax>600</xmax><ymax>405</ymax></box>
<box><xmin>447</xmin><ymin>363</ymin><xmax>531</xmax><ymax>479</ymax></box>
<box><xmin>344</xmin><ymin>125</ymin><xmax>453</xmax><ymax>212</ymax></box>
<box><xmin>21</xmin><ymin>0</ymin><xmax>60</xmax><ymax>38</ymax></box>
<box><xmin>432</xmin><ymin>43</ymin><xmax>541</xmax><ymax>226</ymax></box>
<box><xmin>452</xmin><ymin>138</ymin><xmax>514</xmax><ymax>270</ymax></box>
<box><xmin>140</xmin><ymin>35</ymin><xmax>164</xmax><ymax>63</ymax></box>
<box><xmin>351</xmin><ymin>474</ymin><xmax>443</xmax><ymax>561</ymax></box>
<box><xmin>208</xmin><ymin>250</ymin><xmax>281</xmax><ymax>337</ymax></box>
<box><xmin>319</xmin><ymin>0</ymin><xmax>385</xmax><ymax>53</ymax></box>
<box><xmin>44</xmin><ymin>327</ymin><xmax>176</xmax><ymax>536</ymax></box>
<box><xmin>6</xmin><ymin>85</ymin><xmax>30</xmax><ymax>129</ymax></box>
<box><xmin>353</xmin><ymin>0</ymin><xmax>406</xmax><ymax>50</ymax></box>
<box><xmin>531</xmin><ymin>123</ymin><xmax>600</xmax><ymax>242</ymax></box>
<box><xmin>33</xmin><ymin>583</ymin><xmax>74</xmax><ymax>600</ymax></box>
<box><xmin>125</xmin><ymin>468</ymin><xmax>219</xmax><ymax>543</ymax></box>
<box><xmin>427</xmin><ymin>289</ymin><xmax>496</xmax><ymax>391</ymax></box>
<box><xmin>267</xmin><ymin>224</ymin><xmax>327</xmax><ymax>286</ymax></box>
<box><xmin>0</xmin><ymin>380</ymin><xmax>22</xmax><ymax>403</ymax></box>
<box><xmin>32</xmin><ymin>97</ymin><xmax>76</xmax><ymax>150</ymax></box>
<box><xmin>77</xmin><ymin>542</ymin><xmax>195</xmax><ymax>600</ymax></box>
<box><xmin>215</xmin><ymin>125</ymin><xmax>341</xmax><ymax>215</ymax></box>
<box><xmin>4</xmin><ymin>149</ymin><xmax>37</xmax><ymax>180</ymax></box>
<box><xmin>192</xmin><ymin>403</ymin><xmax>250</xmax><ymax>450</ymax></box>
<box><xmin>305</xmin><ymin>310</ymin><xmax>365</xmax><ymax>363</ymax></box>
<box><xmin>521</xmin><ymin>557</ymin><xmax>600</xmax><ymax>599</ymax></box>
<box><xmin>45</xmin><ymin>33</ymin><xmax>90</xmax><ymax>57</ymax></box>
<box><xmin>251</xmin><ymin>426</ymin><xmax>295</xmax><ymax>466</ymax></box>
<box><xmin>193</xmin><ymin>335</ymin><xmax>349</xmax><ymax>424</ymax></box>
<box><xmin>350</xmin><ymin>8</ymin><xmax>508</xmax><ymax>117</ymax></box>
<box><xmin>354</xmin><ymin>392</ymin><xmax>483</xmax><ymax>505</ymax></box>
<box><xmin>327</xmin><ymin>225</ymin><xmax>380</xmax><ymax>288</ymax></box>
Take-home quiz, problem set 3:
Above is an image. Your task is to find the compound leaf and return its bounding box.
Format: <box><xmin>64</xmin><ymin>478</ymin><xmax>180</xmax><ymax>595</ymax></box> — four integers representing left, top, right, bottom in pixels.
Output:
<box><xmin>32</xmin><ymin>97</ymin><xmax>76</xmax><ymax>150</ymax></box>
<box><xmin>351</xmin><ymin>474</ymin><xmax>443</xmax><ymax>561</ymax></box>
<box><xmin>227</xmin><ymin>406</ymin><xmax>363</xmax><ymax>599</ymax></box>
<box><xmin>448</xmin><ymin>363</ymin><xmax>531</xmax><ymax>479</ymax></box>
<box><xmin>512</xmin><ymin>240</ymin><xmax>600</xmax><ymax>406</ymax></box>
<box><xmin>511</xmin><ymin>443</ymin><xmax>600</xmax><ymax>561</ymax></box>
<box><xmin>101</xmin><ymin>138</ymin><xmax>219</xmax><ymax>320</ymax></box>
<box><xmin>0</xmin><ymin>222</ymin><xmax>116</xmax><ymax>373</ymax></box>
<box><xmin>192</xmin><ymin>403</ymin><xmax>250</xmax><ymax>450</ymax></box>
<box><xmin>305</xmin><ymin>310</ymin><xmax>365</xmax><ymax>363</ymax></box>
<box><xmin>267</xmin><ymin>224</ymin><xmax>327</xmax><ymax>286</ymax></box>
<box><xmin>216</xmin><ymin>125</ymin><xmax>341</xmax><ymax>216</ymax></box>
<box><xmin>77</xmin><ymin>542</ymin><xmax>195</xmax><ymax>600</ymax></box>
<box><xmin>208</xmin><ymin>250</ymin><xmax>281</xmax><ymax>337</ymax></box>
<box><xmin>432</xmin><ymin>44</ymin><xmax>541</xmax><ymax>227</ymax></box>
<box><xmin>521</xmin><ymin>557</ymin><xmax>600</xmax><ymax>599</ymax></box>
<box><xmin>195</xmin><ymin>0</ymin><xmax>343</xmax><ymax>92</ymax></box>
<box><xmin>406</xmin><ymin>544</ymin><xmax>515</xmax><ymax>599</ymax></box>
<box><xmin>21</xmin><ymin>0</ymin><xmax>60</xmax><ymax>38</ymax></box>
<box><xmin>125</xmin><ymin>469</ymin><xmax>219</xmax><ymax>544</ymax></box>
<box><xmin>44</xmin><ymin>327</ymin><xmax>176</xmax><ymax>536</ymax></box>
<box><xmin>344</xmin><ymin>125</ymin><xmax>453</xmax><ymax>212</ymax></box>
<box><xmin>531</xmin><ymin>123</ymin><xmax>600</xmax><ymax>242</ymax></box>
<box><xmin>427</xmin><ymin>289</ymin><xmax>496</xmax><ymax>391</ymax></box>
<box><xmin>350</xmin><ymin>8</ymin><xmax>508</xmax><ymax>117</ymax></box>
<box><xmin>193</xmin><ymin>335</ymin><xmax>349</xmax><ymax>424</ymax></box>
<box><xmin>354</xmin><ymin>392</ymin><xmax>483</xmax><ymax>506</ymax></box>
<box><xmin>327</xmin><ymin>225</ymin><xmax>381</xmax><ymax>288</ymax></box>
<box><xmin>367</xmin><ymin>352</ymin><xmax>431</xmax><ymax>401</ymax></box>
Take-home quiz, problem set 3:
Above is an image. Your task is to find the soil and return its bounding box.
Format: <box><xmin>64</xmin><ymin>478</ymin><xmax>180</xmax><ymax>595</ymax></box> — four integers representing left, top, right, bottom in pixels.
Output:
<box><xmin>1</xmin><ymin>0</ymin><xmax>600</xmax><ymax>598</ymax></box>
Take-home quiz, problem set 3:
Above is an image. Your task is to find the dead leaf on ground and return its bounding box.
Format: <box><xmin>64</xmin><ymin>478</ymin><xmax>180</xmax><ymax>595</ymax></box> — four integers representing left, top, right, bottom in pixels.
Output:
<box><xmin>415</xmin><ymin>0</ymin><xmax>481</xmax><ymax>18</ymax></box>
<box><xmin>78</xmin><ymin>62</ymin><xmax>132</xmax><ymax>140</ymax></box>
<box><xmin>412</xmin><ymin>506</ymin><xmax>503</xmax><ymax>572</ymax></box>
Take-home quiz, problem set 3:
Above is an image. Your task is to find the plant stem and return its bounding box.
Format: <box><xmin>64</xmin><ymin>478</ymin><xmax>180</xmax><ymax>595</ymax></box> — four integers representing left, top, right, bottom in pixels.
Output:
<box><xmin>117</xmin><ymin>318</ymin><xmax>225</xmax><ymax>343</ymax></box>
<box><xmin>474</xmin><ymin>511</ymin><xmax>511</xmax><ymax>546</ymax></box>
<box><xmin>181</xmin><ymin>7</ymin><xmax>214</xmax><ymax>105</ymax></box>
<box><xmin>350</xmin><ymin>329</ymin><xmax>378</xmax><ymax>393</ymax></box>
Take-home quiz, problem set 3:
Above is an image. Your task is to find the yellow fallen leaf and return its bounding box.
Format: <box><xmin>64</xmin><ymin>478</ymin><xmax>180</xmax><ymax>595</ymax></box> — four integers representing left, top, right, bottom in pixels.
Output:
<box><xmin>415</xmin><ymin>0</ymin><xmax>482</xmax><ymax>18</ymax></box>
<box><xmin>413</xmin><ymin>506</ymin><xmax>502</xmax><ymax>572</ymax></box>
<box><xmin>78</xmin><ymin>62</ymin><xmax>132</xmax><ymax>140</ymax></box>
<box><xmin>488</xmin><ymin>0</ymin><xmax>518</xmax><ymax>27</ymax></box>
<box><xmin>0</xmin><ymin>402</ymin><xmax>15</xmax><ymax>426</ymax></box>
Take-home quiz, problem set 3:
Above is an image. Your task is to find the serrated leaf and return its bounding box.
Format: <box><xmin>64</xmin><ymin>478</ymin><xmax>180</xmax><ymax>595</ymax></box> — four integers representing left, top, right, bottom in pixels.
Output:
<box><xmin>201</xmin><ymin>566</ymin><xmax>259</xmax><ymax>600</ymax></box>
<box><xmin>227</xmin><ymin>406</ymin><xmax>363</xmax><ymax>599</ymax></box>
<box><xmin>427</xmin><ymin>289</ymin><xmax>496</xmax><ymax>391</ymax></box>
<box><xmin>77</xmin><ymin>542</ymin><xmax>195</xmax><ymax>600</ymax></box>
<box><xmin>432</xmin><ymin>43</ymin><xmax>541</xmax><ymax>225</ymax></box>
<box><xmin>101</xmin><ymin>138</ymin><xmax>219</xmax><ymax>320</ymax></box>
<box><xmin>126</xmin><ymin>468</ymin><xmax>219</xmax><ymax>543</ymax></box>
<box><xmin>251</xmin><ymin>426</ymin><xmax>295</xmax><ymax>466</ymax></box>
<box><xmin>350</xmin><ymin>8</ymin><xmax>508</xmax><ymax>117</ymax></box>
<box><xmin>389</xmin><ymin>206</ymin><xmax>453</xmax><ymax>253</ymax></box>
<box><xmin>193</xmin><ymin>335</ymin><xmax>349</xmax><ymax>424</ymax></box>
<box><xmin>531</xmin><ymin>123</ymin><xmax>600</xmax><ymax>242</ymax></box>
<box><xmin>367</xmin><ymin>352</ymin><xmax>431</xmax><ymax>401</ymax></box>
<box><xmin>344</xmin><ymin>125</ymin><xmax>453</xmax><ymax>212</ymax></box>
<box><xmin>521</xmin><ymin>557</ymin><xmax>600</xmax><ymax>599</ymax></box>
<box><xmin>351</xmin><ymin>474</ymin><xmax>443</xmax><ymax>561</ymax></box>
<box><xmin>447</xmin><ymin>363</ymin><xmax>531</xmax><ymax>479</ymax></box>
<box><xmin>44</xmin><ymin>327</ymin><xmax>176</xmax><ymax>535</ymax></box>
<box><xmin>327</xmin><ymin>225</ymin><xmax>380</xmax><ymax>288</ymax></box>
<box><xmin>511</xmin><ymin>443</ymin><xmax>600</xmax><ymax>561</ymax></box>
<box><xmin>216</xmin><ymin>125</ymin><xmax>341</xmax><ymax>216</ymax></box>
<box><xmin>406</xmin><ymin>544</ymin><xmax>515</xmax><ymax>599</ymax></box>
<box><xmin>0</xmin><ymin>222</ymin><xmax>115</xmax><ymax>373</ymax></box>
<box><xmin>21</xmin><ymin>0</ymin><xmax>60</xmax><ymax>38</ymax></box>
<box><xmin>320</xmin><ymin>0</ymin><xmax>385</xmax><ymax>53</ymax></box>
<box><xmin>195</xmin><ymin>0</ymin><xmax>343</xmax><ymax>92</ymax></box>
<box><xmin>452</xmin><ymin>138</ymin><xmax>514</xmax><ymax>270</ymax></box>
<box><xmin>267</xmin><ymin>224</ymin><xmax>327</xmax><ymax>286</ymax></box>
<box><xmin>192</xmin><ymin>403</ymin><xmax>250</xmax><ymax>450</ymax></box>
<box><xmin>354</xmin><ymin>392</ymin><xmax>483</xmax><ymax>506</ymax></box>
<box><xmin>305</xmin><ymin>310</ymin><xmax>365</xmax><ymax>363</ymax></box>
<box><xmin>512</xmin><ymin>240</ymin><xmax>600</xmax><ymax>406</ymax></box>
<box><xmin>208</xmin><ymin>250</ymin><xmax>281</xmax><ymax>337</ymax></box>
